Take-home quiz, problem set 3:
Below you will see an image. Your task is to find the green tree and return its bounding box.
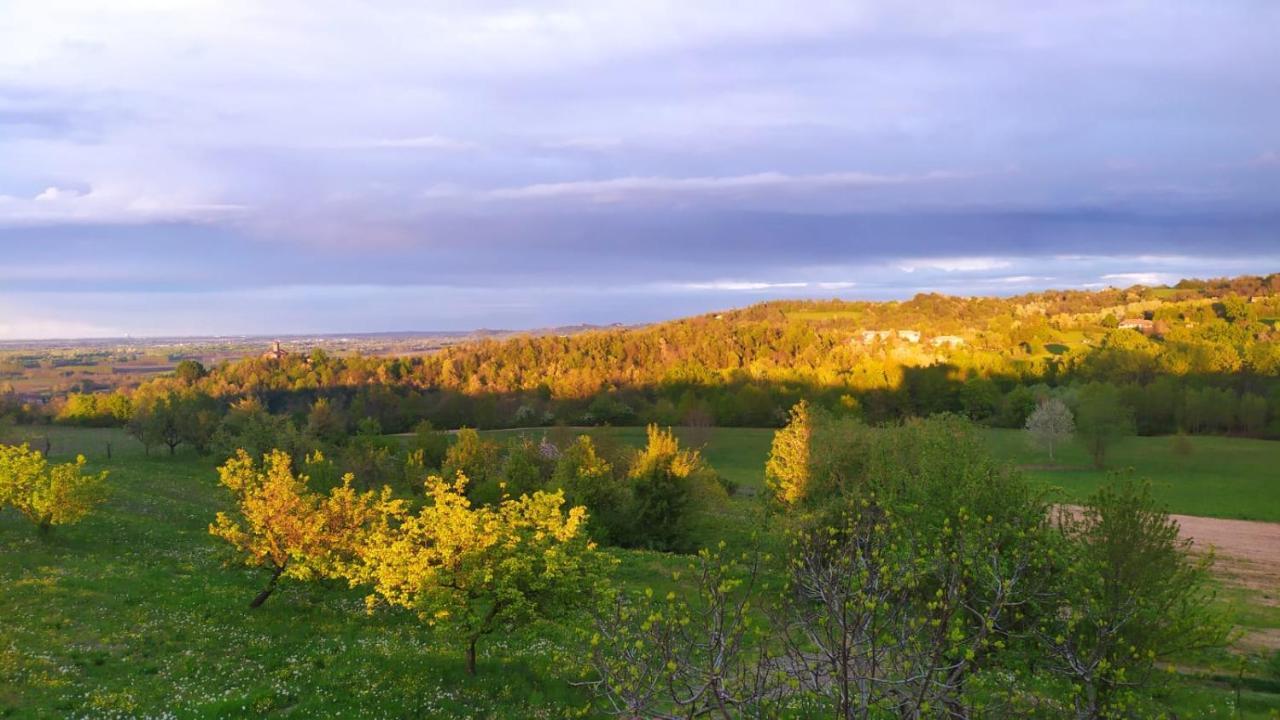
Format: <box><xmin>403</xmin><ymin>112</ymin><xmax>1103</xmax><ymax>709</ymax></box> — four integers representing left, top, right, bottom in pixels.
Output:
<box><xmin>958</xmin><ymin>376</ymin><xmax>1001</xmax><ymax>422</ymax></box>
<box><xmin>550</xmin><ymin>435</ymin><xmax>630</xmax><ymax>544</ymax></box>
<box><xmin>441</xmin><ymin>428</ymin><xmax>501</xmax><ymax>502</ymax></box>
<box><xmin>1238</xmin><ymin>392</ymin><xmax>1268</xmax><ymax>435</ymax></box>
<box><xmin>408</xmin><ymin>419</ymin><xmax>449</xmax><ymax>469</ymax></box>
<box><xmin>999</xmin><ymin>385</ymin><xmax>1039</xmax><ymax>428</ymax></box>
<box><xmin>213</xmin><ymin>398</ymin><xmax>307</xmax><ymax>462</ymax></box>
<box><xmin>624</xmin><ymin>425</ymin><xmax>724</xmax><ymax>552</ymax></box>
<box><xmin>1075</xmin><ymin>383</ymin><xmax>1135</xmax><ymax>469</ymax></box>
<box><xmin>1038</xmin><ymin>476</ymin><xmax>1229</xmax><ymax>718</ymax></box>
<box><xmin>305</xmin><ymin>396</ymin><xmax>347</xmax><ymax>445</ymax></box>
<box><xmin>173</xmin><ymin>359</ymin><xmax>207</xmax><ymax>384</ymax></box>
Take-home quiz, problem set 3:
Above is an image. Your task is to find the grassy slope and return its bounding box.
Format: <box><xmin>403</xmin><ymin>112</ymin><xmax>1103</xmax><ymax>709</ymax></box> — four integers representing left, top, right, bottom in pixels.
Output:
<box><xmin>0</xmin><ymin>430</ymin><xmax>621</xmax><ymax>718</ymax></box>
<box><xmin>1</xmin><ymin>425</ymin><xmax>1276</xmax><ymax>717</ymax></box>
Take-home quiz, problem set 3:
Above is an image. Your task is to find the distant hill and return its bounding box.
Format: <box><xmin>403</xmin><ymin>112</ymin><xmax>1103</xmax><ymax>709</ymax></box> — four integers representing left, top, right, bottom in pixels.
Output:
<box><xmin>14</xmin><ymin>273</ymin><xmax>1280</xmax><ymax>438</ymax></box>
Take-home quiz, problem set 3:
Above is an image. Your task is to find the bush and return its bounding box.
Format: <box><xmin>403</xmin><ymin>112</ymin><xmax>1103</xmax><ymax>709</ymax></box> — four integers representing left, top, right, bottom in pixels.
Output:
<box><xmin>0</xmin><ymin>443</ymin><xmax>108</xmax><ymax>534</ymax></box>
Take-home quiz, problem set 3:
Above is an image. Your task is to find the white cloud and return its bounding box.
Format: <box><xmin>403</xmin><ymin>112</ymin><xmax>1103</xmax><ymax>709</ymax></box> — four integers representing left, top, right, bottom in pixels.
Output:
<box><xmin>486</xmin><ymin>170</ymin><xmax>961</xmax><ymax>201</ymax></box>
<box><xmin>677</xmin><ymin>280</ymin><xmax>810</xmax><ymax>291</ymax></box>
<box><xmin>0</xmin><ymin>183</ymin><xmax>245</xmax><ymax>225</ymax></box>
<box><xmin>1100</xmin><ymin>272</ymin><xmax>1175</xmax><ymax>286</ymax></box>
<box><xmin>897</xmin><ymin>257</ymin><xmax>1013</xmax><ymax>273</ymax></box>
<box><xmin>34</xmin><ymin>186</ymin><xmax>81</xmax><ymax>201</ymax></box>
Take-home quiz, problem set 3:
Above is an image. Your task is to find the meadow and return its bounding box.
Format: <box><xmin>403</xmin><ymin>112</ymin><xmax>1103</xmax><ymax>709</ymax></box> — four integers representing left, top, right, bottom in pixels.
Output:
<box><xmin>489</xmin><ymin>425</ymin><xmax>1280</xmax><ymax>523</ymax></box>
<box><xmin>1</xmin><ymin>425</ymin><xmax>1278</xmax><ymax>717</ymax></box>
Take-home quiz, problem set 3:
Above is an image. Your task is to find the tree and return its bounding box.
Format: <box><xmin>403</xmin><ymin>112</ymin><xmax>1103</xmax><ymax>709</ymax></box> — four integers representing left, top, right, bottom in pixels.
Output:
<box><xmin>1075</xmin><ymin>383</ymin><xmax>1135</xmax><ymax>469</ymax></box>
<box><xmin>775</xmin><ymin>415</ymin><xmax>1051</xmax><ymax>718</ymax></box>
<box><xmin>408</xmin><ymin>419</ymin><xmax>449</xmax><ymax>470</ymax></box>
<box><xmin>581</xmin><ymin>545</ymin><xmax>782</xmax><ymax>718</ymax></box>
<box><xmin>1238</xmin><ymin>392</ymin><xmax>1268</xmax><ymax>435</ymax></box>
<box><xmin>210</xmin><ymin>449</ymin><xmax>399</xmax><ymax>608</ymax></box>
<box><xmin>959</xmin><ymin>376</ymin><xmax>1001</xmax><ymax>422</ymax></box>
<box><xmin>550</xmin><ymin>435</ymin><xmax>630</xmax><ymax>544</ymax></box>
<box><xmin>0</xmin><ymin>443</ymin><xmax>107</xmax><ymax>534</ymax></box>
<box><xmin>999</xmin><ymin>385</ymin><xmax>1039</xmax><ymax>428</ymax></box>
<box><xmin>498</xmin><ymin>437</ymin><xmax>552</xmax><ymax>498</ymax></box>
<box><xmin>304</xmin><ymin>397</ymin><xmax>347</xmax><ymax>446</ymax></box>
<box><xmin>441</xmin><ymin>428</ymin><xmax>501</xmax><ymax>501</ymax></box>
<box><xmin>764</xmin><ymin>402</ymin><xmax>868</xmax><ymax>508</ymax></box>
<box><xmin>764</xmin><ymin>400</ymin><xmax>812</xmax><ymax>506</ymax></box>
<box><xmin>212</xmin><ymin>398</ymin><xmax>306</xmax><ymax>462</ymax></box>
<box><xmin>128</xmin><ymin>391</ymin><xmax>215</xmax><ymax>456</ymax></box>
<box><xmin>1025</xmin><ymin>397</ymin><xmax>1075</xmax><ymax>461</ymax></box>
<box><xmin>175</xmin><ymin>392</ymin><xmax>221</xmax><ymax>455</ymax></box>
<box><xmin>173</xmin><ymin>359</ymin><xmax>207</xmax><ymax>384</ymax></box>
<box><xmin>624</xmin><ymin>425</ymin><xmax>724</xmax><ymax>552</ymax></box>
<box><xmin>1037</xmin><ymin>476</ymin><xmax>1229</xmax><ymax>718</ymax></box>
<box><xmin>350</xmin><ymin>474</ymin><xmax>610</xmax><ymax>675</ymax></box>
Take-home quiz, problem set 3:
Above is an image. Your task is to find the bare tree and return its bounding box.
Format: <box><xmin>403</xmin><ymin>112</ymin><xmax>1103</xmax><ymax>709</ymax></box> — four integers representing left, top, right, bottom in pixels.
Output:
<box><xmin>580</xmin><ymin>545</ymin><xmax>784</xmax><ymax>718</ymax></box>
<box><xmin>1025</xmin><ymin>397</ymin><xmax>1074</xmax><ymax>462</ymax></box>
<box><xmin>775</xmin><ymin>500</ymin><xmax>1043</xmax><ymax>719</ymax></box>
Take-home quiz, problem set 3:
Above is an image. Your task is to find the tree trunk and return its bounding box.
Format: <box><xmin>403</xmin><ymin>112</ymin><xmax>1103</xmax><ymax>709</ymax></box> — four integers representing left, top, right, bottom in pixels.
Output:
<box><xmin>249</xmin><ymin>565</ymin><xmax>285</xmax><ymax>609</ymax></box>
<box><xmin>465</xmin><ymin>637</ymin><xmax>478</xmax><ymax>676</ymax></box>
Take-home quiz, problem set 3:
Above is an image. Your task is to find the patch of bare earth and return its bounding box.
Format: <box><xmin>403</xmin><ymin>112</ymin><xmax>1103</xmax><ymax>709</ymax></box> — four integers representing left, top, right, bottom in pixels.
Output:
<box><xmin>1172</xmin><ymin>514</ymin><xmax>1280</xmax><ymax>651</ymax></box>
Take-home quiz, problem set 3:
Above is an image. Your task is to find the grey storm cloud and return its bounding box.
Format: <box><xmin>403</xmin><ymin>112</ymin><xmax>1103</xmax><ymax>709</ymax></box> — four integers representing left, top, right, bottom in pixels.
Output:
<box><xmin>0</xmin><ymin>0</ymin><xmax>1277</xmax><ymax>337</ymax></box>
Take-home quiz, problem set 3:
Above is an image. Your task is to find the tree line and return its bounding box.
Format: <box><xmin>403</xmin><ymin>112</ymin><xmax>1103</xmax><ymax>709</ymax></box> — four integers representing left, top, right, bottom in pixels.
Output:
<box><xmin>6</xmin><ymin>274</ymin><xmax>1278</xmax><ymax>446</ymax></box>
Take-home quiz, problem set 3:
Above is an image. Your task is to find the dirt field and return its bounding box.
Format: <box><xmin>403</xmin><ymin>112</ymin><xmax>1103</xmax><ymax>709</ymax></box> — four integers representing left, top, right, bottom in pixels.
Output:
<box><xmin>1175</xmin><ymin>513</ymin><xmax>1280</xmax><ymax>650</ymax></box>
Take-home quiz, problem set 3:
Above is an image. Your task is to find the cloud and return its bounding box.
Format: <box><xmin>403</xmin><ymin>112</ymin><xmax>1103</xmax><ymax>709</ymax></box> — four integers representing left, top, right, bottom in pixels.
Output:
<box><xmin>34</xmin><ymin>186</ymin><xmax>81</xmax><ymax>201</ymax></box>
<box><xmin>0</xmin><ymin>1</ymin><xmax>1277</xmax><ymax>333</ymax></box>
<box><xmin>897</xmin><ymin>257</ymin><xmax>1014</xmax><ymax>273</ymax></box>
<box><xmin>485</xmin><ymin>170</ymin><xmax>964</xmax><ymax>201</ymax></box>
<box><xmin>1100</xmin><ymin>272</ymin><xmax>1176</xmax><ymax>286</ymax></box>
<box><xmin>677</xmin><ymin>280</ymin><xmax>811</xmax><ymax>291</ymax></box>
<box><xmin>0</xmin><ymin>183</ymin><xmax>245</xmax><ymax>225</ymax></box>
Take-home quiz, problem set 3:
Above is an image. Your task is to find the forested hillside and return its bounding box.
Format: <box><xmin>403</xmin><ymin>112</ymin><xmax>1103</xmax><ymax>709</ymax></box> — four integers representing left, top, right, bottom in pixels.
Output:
<box><xmin>11</xmin><ymin>274</ymin><xmax>1280</xmax><ymax>443</ymax></box>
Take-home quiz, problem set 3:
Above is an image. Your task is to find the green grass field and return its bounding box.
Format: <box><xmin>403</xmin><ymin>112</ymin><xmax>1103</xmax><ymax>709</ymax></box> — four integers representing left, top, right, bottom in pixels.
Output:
<box><xmin>2</xmin><ymin>425</ymin><xmax>1277</xmax><ymax>717</ymax></box>
<box><xmin>985</xmin><ymin>429</ymin><xmax>1280</xmax><ymax>523</ymax></box>
<box><xmin>486</xmin><ymin>425</ymin><xmax>1280</xmax><ymax>523</ymax></box>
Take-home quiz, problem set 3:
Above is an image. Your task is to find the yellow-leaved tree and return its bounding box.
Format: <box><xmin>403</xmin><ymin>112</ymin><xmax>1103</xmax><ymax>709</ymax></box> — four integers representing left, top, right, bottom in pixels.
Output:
<box><xmin>210</xmin><ymin>449</ymin><xmax>400</xmax><ymax>608</ymax></box>
<box><xmin>0</xmin><ymin>443</ymin><xmax>107</xmax><ymax>534</ymax></box>
<box><xmin>350</xmin><ymin>473</ymin><xmax>612</xmax><ymax>675</ymax></box>
<box><xmin>764</xmin><ymin>400</ymin><xmax>812</xmax><ymax>506</ymax></box>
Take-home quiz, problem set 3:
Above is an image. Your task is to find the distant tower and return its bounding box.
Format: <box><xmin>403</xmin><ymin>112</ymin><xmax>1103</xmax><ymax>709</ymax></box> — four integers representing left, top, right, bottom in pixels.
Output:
<box><xmin>262</xmin><ymin>340</ymin><xmax>289</xmax><ymax>361</ymax></box>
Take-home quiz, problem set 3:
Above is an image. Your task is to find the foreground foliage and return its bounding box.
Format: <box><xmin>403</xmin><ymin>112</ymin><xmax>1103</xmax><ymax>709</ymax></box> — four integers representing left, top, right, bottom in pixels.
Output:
<box><xmin>352</xmin><ymin>474</ymin><xmax>612</xmax><ymax>675</ymax></box>
<box><xmin>585</xmin><ymin>413</ymin><xmax>1234</xmax><ymax>719</ymax></box>
<box><xmin>210</xmin><ymin>449</ymin><xmax>400</xmax><ymax>608</ymax></box>
<box><xmin>0</xmin><ymin>442</ymin><xmax>107</xmax><ymax>533</ymax></box>
<box><xmin>1037</xmin><ymin>477</ymin><xmax>1231</xmax><ymax>718</ymax></box>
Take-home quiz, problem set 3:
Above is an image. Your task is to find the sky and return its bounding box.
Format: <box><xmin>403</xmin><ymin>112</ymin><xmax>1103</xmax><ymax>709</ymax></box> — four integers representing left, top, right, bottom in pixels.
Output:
<box><xmin>1</xmin><ymin>1</ymin><xmax>1278</xmax><ymax>339</ymax></box>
